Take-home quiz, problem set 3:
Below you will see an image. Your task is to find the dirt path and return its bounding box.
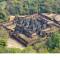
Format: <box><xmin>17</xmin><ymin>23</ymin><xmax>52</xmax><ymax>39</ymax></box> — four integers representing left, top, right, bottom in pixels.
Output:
<box><xmin>7</xmin><ymin>37</ymin><xmax>25</xmax><ymax>49</ymax></box>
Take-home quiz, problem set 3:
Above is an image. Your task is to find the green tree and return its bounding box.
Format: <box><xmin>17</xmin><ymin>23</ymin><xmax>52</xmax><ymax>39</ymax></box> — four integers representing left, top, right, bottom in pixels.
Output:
<box><xmin>47</xmin><ymin>32</ymin><xmax>60</xmax><ymax>52</ymax></box>
<box><xmin>28</xmin><ymin>0</ymin><xmax>39</xmax><ymax>14</ymax></box>
<box><xmin>0</xmin><ymin>1</ymin><xmax>9</xmax><ymax>22</ymax></box>
<box><xmin>44</xmin><ymin>0</ymin><xmax>60</xmax><ymax>13</ymax></box>
<box><xmin>0</xmin><ymin>0</ymin><xmax>7</xmax><ymax>2</ymax></box>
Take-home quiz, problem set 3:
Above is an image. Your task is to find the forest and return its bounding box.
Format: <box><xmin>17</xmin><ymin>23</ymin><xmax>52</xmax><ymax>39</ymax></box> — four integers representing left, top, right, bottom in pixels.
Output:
<box><xmin>0</xmin><ymin>0</ymin><xmax>60</xmax><ymax>53</ymax></box>
<box><xmin>0</xmin><ymin>0</ymin><xmax>60</xmax><ymax>22</ymax></box>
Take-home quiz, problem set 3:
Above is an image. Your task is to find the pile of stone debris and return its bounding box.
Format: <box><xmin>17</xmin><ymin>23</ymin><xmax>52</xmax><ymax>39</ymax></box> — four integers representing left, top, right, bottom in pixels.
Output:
<box><xmin>14</xmin><ymin>14</ymin><xmax>54</xmax><ymax>37</ymax></box>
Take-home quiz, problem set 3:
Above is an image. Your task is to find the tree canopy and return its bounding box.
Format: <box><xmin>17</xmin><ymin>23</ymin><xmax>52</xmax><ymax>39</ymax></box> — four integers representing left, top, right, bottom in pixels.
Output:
<box><xmin>7</xmin><ymin>0</ymin><xmax>60</xmax><ymax>15</ymax></box>
<box><xmin>47</xmin><ymin>32</ymin><xmax>60</xmax><ymax>52</ymax></box>
<box><xmin>0</xmin><ymin>0</ymin><xmax>60</xmax><ymax>17</ymax></box>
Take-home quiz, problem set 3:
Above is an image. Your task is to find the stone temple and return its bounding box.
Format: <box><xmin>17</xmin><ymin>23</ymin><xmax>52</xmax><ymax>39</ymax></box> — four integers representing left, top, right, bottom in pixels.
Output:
<box><xmin>4</xmin><ymin>14</ymin><xmax>58</xmax><ymax>46</ymax></box>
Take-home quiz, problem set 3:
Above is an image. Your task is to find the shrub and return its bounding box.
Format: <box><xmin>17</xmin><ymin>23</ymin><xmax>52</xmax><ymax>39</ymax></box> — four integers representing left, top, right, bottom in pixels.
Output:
<box><xmin>0</xmin><ymin>28</ymin><xmax>8</xmax><ymax>48</ymax></box>
<box><xmin>0</xmin><ymin>48</ymin><xmax>21</xmax><ymax>53</ymax></box>
<box><xmin>33</xmin><ymin>42</ymin><xmax>48</xmax><ymax>53</ymax></box>
<box><xmin>21</xmin><ymin>46</ymin><xmax>36</xmax><ymax>53</ymax></box>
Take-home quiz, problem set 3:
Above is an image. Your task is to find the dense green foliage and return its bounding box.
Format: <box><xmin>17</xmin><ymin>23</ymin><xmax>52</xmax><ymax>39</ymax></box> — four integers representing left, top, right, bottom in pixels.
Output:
<box><xmin>0</xmin><ymin>0</ymin><xmax>6</xmax><ymax>2</ymax></box>
<box><xmin>0</xmin><ymin>28</ymin><xmax>8</xmax><ymax>48</ymax></box>
<box><xmin>8</xmin><ymin>0</ymin><xmax>60</xmax><ymax>14</ymax></box>
<box><xmin>47</xmin><ymin>32</ymin><xmax>60</xmax><ymax>49</ymax></box>
<box><xmin>0</xmin><ymin>0</ymin><xmax>60</xmax><ymax>22</ymax></box>
<box><xmin>0</xmin><ymin>1</ymin><xmax>9</xmax><ymax>22</ymax></box>
<box><xmin>1</xmin><ymin>0</ymin><xmax>60</xmax><ymax>16</ymax></box>
<box><xmin>33</xmin><ymin>43</ymin><xmax>48</xmax><ymax>53</ymax></box>
<box><xmin>47</xmin><ymin>32</ymin><xmax>60</xmax><ymax>53</ymax></box>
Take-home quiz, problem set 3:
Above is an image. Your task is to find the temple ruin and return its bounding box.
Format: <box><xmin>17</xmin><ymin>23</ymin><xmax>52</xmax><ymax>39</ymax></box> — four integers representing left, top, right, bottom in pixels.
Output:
<box><xmin>2</xmin><ymin>14</ymin><xmax>60</xmax><ymax>46</ymax></box>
